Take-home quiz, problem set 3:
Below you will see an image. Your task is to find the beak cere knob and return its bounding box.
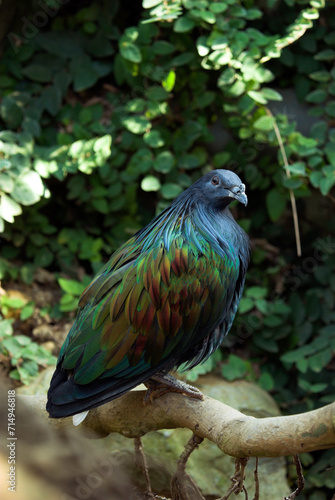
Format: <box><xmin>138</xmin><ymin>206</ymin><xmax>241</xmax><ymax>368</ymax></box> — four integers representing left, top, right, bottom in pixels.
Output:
<box><xmin>230</xmin><ymin>184</ymin><xmax>248</xmax><ymax>206</ymax></box>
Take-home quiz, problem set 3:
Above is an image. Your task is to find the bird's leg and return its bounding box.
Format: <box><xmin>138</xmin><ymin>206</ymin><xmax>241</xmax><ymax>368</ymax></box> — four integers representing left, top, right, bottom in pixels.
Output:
<box><xmin>143</xmin><ymin>372</ymin><xmax>204</xmax><ymax>405</ymax></box>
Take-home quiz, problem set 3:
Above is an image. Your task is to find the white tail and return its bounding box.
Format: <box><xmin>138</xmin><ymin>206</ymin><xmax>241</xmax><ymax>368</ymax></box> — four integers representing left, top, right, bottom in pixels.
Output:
<box><xmin>72</xmin><ymin>410</ymin><xmax>89</xmax><ymax>426</ymax></box>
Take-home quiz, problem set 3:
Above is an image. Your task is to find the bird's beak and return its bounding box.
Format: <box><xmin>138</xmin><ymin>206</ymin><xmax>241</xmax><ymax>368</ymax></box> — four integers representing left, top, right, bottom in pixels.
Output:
<box><xmin>228</xmin><ymin>184</ymin><xmax>248</xmax><ymax>206</ymax></box>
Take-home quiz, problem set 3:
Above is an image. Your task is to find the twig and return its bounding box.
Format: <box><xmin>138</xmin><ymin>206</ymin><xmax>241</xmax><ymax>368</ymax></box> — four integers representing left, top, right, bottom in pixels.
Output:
<box><xmin>327</xmin><ymin>193</ymin><xmax>335</xmax><ymax>204</ymax></box>
<box><xmin>266</xmin><ymin>108</ymin><xmax>302</xmax><ymax>257</ymax></box>
<box><xmin>220</xmin><ymin>457</ymin><xmax>249</xmax><ymax>500</ymax></box>
<box><xmin>177</xmin><ymin>434</ymin><xmax>204</xmax><ymax>471</ymax></box>
<box><xmin>170</xmin><ymin>434</ymin><xmax>205</xmax><ymax>500</ymax></box>
<box><xmin>284</xmin><ymin>455</ymin><xmax>305</xmax><ymax>500</ymax></box>
<box><xmin>134</xmin><ymin>437</ymin><xmax>153</xmax><ymax>495</ymax></box>
<box><xmin>252</xmin><ymin>457</ymin><xmax>259</xmax><ymax>500</ymax></box>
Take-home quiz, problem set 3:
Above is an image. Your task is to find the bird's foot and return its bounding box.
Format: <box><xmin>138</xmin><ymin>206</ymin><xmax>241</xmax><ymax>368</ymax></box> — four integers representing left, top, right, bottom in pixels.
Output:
<box><xmin>143</xmin><ymin>372</ymin><xmax>204</xmax><ymax>405</ymax></box>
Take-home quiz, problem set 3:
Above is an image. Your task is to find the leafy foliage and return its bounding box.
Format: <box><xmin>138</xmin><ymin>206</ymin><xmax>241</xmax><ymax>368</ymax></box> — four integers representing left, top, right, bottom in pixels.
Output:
<box><xmin>0</xmin><ymin>0</ymin><xmax>334</xmax><ymax>496</ymax></box>
<box><xmin>0</xmin><ymin>315</ymin><xmax>56</xmax><ymax>385</ymax></box>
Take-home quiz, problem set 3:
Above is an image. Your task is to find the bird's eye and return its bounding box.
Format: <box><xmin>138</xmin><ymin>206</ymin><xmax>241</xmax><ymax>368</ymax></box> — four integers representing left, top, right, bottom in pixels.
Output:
<box><xmin>211</xmin><ymin>176</ymin><xmax>219</xmax><ymax>186</ymax></box>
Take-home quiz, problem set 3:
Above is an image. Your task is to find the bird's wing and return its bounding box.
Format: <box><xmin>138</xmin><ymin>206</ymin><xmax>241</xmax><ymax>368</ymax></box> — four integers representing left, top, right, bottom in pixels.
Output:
<box><xmin>47</xmin><ymin>232</ymin><xmax>240</xmax><ymax>415</ymax></box>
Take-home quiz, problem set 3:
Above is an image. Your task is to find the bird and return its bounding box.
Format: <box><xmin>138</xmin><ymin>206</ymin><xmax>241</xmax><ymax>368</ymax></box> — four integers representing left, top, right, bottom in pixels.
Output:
<box><xmin>46</xmin><ymin>169</ymin><xmax>250</xmax><ymax>422</ymax></box>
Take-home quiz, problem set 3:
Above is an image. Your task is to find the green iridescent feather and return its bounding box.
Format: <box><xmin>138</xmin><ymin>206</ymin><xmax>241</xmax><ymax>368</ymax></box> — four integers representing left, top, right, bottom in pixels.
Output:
<box><xmin>47</xmin><ymin>169</ymin><xmax>250</xmax><ymax>417</ymax></box>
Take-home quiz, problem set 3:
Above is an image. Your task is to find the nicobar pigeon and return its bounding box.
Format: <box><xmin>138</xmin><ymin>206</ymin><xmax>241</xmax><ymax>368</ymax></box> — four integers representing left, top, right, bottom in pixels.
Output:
<box><xmin>47</xmin><ymin>169</ymin><xmax>250</xmax><ymax>423</ymax></box>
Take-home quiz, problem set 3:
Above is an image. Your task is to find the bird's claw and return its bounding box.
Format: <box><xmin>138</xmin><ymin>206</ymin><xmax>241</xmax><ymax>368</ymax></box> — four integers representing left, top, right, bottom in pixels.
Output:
<box><xmin>143</xmin><ymin>373</ymin><xmax>204</xmax><ymax>406</ymax></box>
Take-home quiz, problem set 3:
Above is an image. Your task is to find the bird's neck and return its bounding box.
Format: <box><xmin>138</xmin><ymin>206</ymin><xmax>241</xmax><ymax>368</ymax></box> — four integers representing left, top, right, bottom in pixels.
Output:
<box><xmin>136</xmin><ymin>197</ymin><xmax>249</xmax><ymax>262</ymax></box>
<box><xmin>188</xmin><ymin>201</ymin><xmax>250</xmax><ymax>262</ymax></box>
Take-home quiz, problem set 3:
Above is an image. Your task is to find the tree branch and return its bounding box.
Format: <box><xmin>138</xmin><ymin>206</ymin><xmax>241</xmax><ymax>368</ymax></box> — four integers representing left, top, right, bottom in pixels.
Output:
<box><xmin>20</xmin><ymin>392</ymin><xmax>335</xmax><ymax>458</ymax></box>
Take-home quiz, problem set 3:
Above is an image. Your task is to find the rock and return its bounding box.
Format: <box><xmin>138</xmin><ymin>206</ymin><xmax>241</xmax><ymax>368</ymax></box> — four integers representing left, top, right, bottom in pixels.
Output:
<box><xmin>32</xmin><ymin>325</ymin><xmax>53</xmax><ymax>341</ymax></box>
<box><xmin>34</xmin><ymin>268</ymin><xmax>56</xmax><ymax>285</ymax></box>
<box><xmin>40</xmin><ymin>341</ymin><xmax>56</xmax><ymax>353</ymax></box>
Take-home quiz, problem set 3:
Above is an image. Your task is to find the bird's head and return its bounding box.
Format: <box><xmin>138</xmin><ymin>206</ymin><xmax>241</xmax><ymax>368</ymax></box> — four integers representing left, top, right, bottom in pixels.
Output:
<box><xmin>197</xmin><ymin>169</ymin><xmax>248</xmax><ymax>210</ymax></box>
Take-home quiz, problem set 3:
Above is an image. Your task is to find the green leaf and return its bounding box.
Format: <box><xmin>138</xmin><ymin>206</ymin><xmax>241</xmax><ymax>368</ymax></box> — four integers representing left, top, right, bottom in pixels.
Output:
<box><xmin>0</xmin><ymin>173</ymin><xmax>14</xmax><ymax>193</ymax></box>
<box><xmin>224</xmin><ymin>80</ymin><xmax>246</xmax><ymax>97</ymax></box>
<box><xmin>213</xmin><ymin>152</ymin><xmax>231</xmax><ymax>168</ymax></box>
<box><xmin>263</xmin><ymin>315</ymin><xmax>283</xmax><ymax>327</ymax></box>
<box><xmin>11</xmin><ymin>171</ymin><xmax>44</xmax><ymax>206</ymax></box>
<box><xmin>181</xmin><ymin>351</ymin><xmax>222</xmax><ymax>382</ymax></box>
<box><xmin>246</xmin><ymin>286</ymin><xmax>267</xmax><ymax>299</ymax></box>
<box><xmin>218</xmin><ymin>68</ymin><xmax>236</xmax><ymax>87</ymax></box>
<box><xmin>122</xmin><ymin>116</ymin><xmax>151</xmax><ymax>134</ymax></box>
<box><xmin>1</xmin><ymin>296</ymin><xmax>25</xmax><ymax>310</ymax></box>
<box><xmin>160</xmin><ymin>183</ymin><xmax>183</xmax><ymax>199</ymax></box>
<box><xmin>3</xmin><ymin>337</ymin><xmax>25</xmax><ymax>358</ymax></box>
<box><xmin>258</xmin><ymin>372</ymin><xmax>275</xmax><ymax>391</ymax></box>
<box><xmin>209</xmin><ymin>2</ymin><xmax>228</xmax><ymax>13</ymax></box>
<box><xmin>310</xmin><ymin>120</ymin><xmax>327</xmax><ymax>143</ymax></box>
<box><xmin>0</xmin><ymin>96</ymin><xmax>23</xmax><ymax>128</ymax></box>
<box><xmin>196</xmin><ymin>36</ymin><xmax>210</xmax><ymax>56</ymax></box>
<box><xmin>246</xmin><ymin>7</ymin><xmax>262</xmax><ymax>20</ymax></box>
<box><xmin>92</xmin><ymin>198</ymin><xmax>109</xmax><ymax>214</ymax></box>
<box><xmin>192</xmin><ymin>9</ymin><xmax>216</xmax><ymax>24</ymax></box>
<box><xmin>296</xmin><ymin>357</ymin><xmax>308</xmax><ymax>373</ymax></box>
<box><xmin>320</xmin><ymin>174</ymin><xmax>335</xmax><ymax>195</ymax></box>
<box><xmin>162</xmin><ymin>70</ymin><xmax>176</xmax><ymax>92</ymax></box>
<box><xmin>154</xmin><ymin>151</ymin><xmax>174</xmax><ymax>173</ymax></box>
<box><xmin>143</xmin><ymin>130</ymin><xmax>165</xmax><ymax>148</ymax></box>
<box><xmin>253</xmin><ymin>115</ymin><xmax>275</xmax><ymax>131</ymax></box>
<box><xmin>0</xmin><ymin>159</ymin><xmax>11</xmax><ymax>170</ymax></box>
<box><xmin>20</xmin><ymin>303</ymin><xmax>35</xmax><ymax>321</ymax></box>
<box><xmin>41</xmin><ymin>85</ymin><xmax>62</xmax><ymax>116</ymax></box>
<box><xmin>260</xmin><ymin>88</ymin><xmax>282</xmax><ymax>101</ymax></box>
<box><xmin>58</xmin><ymin>278</ymin><xmax>85</xmax><ymax>296</ymax></box>
<box><xmin>0</xmin><ymin>318</ymin><xmax>14</xmax><ymax>337</ymax></box>
<box><xmin>308</xmin><ymin>350</ymin><xmax>332</xmax><ymax>373</ymax></box>
<box><xmin>282</xmin><ymin>177</ymin><xmax>303</xmax><ymax>189</ymax></box>
<box><xmin>222</xmin><ymin>355</ymin><xmax>249</xmax><ymax>382</ymax></box>
<box><xmin>141</xmin><ymin>175</ymin><xmax>161</xmax><ymax>192</ymax></box>
<box><xmin>152</xmin><ymin>41</ymin><xmax>175</xmax><ymax>55</ymax></box>
<box><xmin>59</xmin><ymin>294</ymin><xmax>78</xmax><ymax>312</ymax></box>
<box><xmin>326</xmin><ymin>102</ymin><xmax>335</xmax><ymax>118</ymax></box>
<box><xmin>94</xmin><ymin>135</ymin><xmax>112</xmax><ymax>155</ymax></box>
<box><xmin>324</xmin><ymin>142</ymin><xmax>335</xmax><ymax>166</ymax></box>
<box><xmin>0</xmin><ymin>193</ymin><xmax>22</xmax><ymax>222</ymax></box>
<box><xmin>247</xmin><ymin>90</ymin><xmax>267</xmax><ymax>104</ymax></box>
<box><xmin>174</xmin><ymin>16</ymin><xmax>195</xmax><ymax>33</ymax></box>
<box><xmin>21</xmin><ymin>342</ymin><xmax>56</xmax><ymax>365</ymax></box>
<box><xmin>170</xmin><ymin>52</ymin><xmax>195</xmax><ymax>66</ymax></box>
<box><xmin>17</xmin><ymin>359</ymin><xmax>39</xmax><ymax>384</ymax></box>
<box><xmin>208</xmin><ymin>49</ymin><xmax>232</xmax><ymax>67</ymax></box>
<box><xmin>314</xmin><ymin>49</ymin><xmax>335</xmax><ymax>61</ymax></box>
<box><xmin>305</xmin><ymin>89</ymin><xmax>327</xmax><ymax>104</ymax></box>
<box><xmin>309</xmin><ymin>71</ymin><xmax>330</xmax><ymax>82</ymax></box>
<box><xmin>286</xmin><ymin>162</ymin><xmax>306</xmax><ymax>175</ymax></box>
<box><xmin>22</xmin><ymin>64</ymin><xmax>52</xmax><ymax>82</ymax></box>
<box><xmin>120</xmin><ymin>41</ymin><xmax>142</xmax><ymax>63</ymax></box>
<box><xmin>238</xmin><ymin>297</ymin><xmax>254</xmax><ymax>313</ymax></box>
<box><xmin>22</xmin><ymin>117</ymin><xmax>41</xmax><ymax>138</ymax></box>
<box><xmin>178</xmin><ymin>154</ymin><xmax>200</xmax><ymax>169</ymax></box>
<box><xmin>253</xmin><ymin>336</ymin><xmax>279</xmax><ymax>353</ymax></box>
<box><xmin>266</xmin><ymin>189</ymin><xmax>286</xmax><ymax>221</ymax></box>
<box><xmin>71</xmin><ymin>63</ymin><xmax>99</xmax><ymax>92</ymax></box>
<box><xmin>143</xmin><ymin>0</ymin><xmax>162</xmax><ymax>7</ymax></box>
